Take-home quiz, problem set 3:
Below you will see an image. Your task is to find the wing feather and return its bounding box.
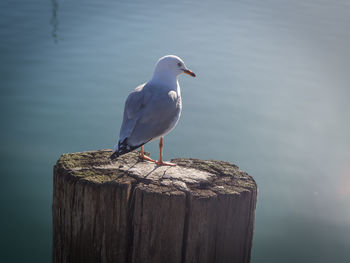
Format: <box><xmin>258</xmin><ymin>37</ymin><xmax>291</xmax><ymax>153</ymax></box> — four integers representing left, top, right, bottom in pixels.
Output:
<box><xmin>127</xmin><ymin>86</ymin><xmax>181</xmax><ymax>146</ymax></box>
<box><xmin>118</xmin><ymin>83</ymin><xmax>147</xmax><ymax>143</ymax></box>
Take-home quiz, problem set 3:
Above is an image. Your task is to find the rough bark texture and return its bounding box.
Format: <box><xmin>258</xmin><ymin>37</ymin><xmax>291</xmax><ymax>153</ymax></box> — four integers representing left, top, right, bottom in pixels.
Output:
<box><xmin>53</xmin><ymin>149</ymin><xmax>257</xmax><ymax>263</ymax></box>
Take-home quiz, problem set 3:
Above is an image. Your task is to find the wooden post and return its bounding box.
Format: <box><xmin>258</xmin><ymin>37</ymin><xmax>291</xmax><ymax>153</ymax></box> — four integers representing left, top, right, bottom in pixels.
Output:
<box><xmin>53</xmin><ymin>150</ymin><xmax>257</xmax><ymax>263</ymax></box>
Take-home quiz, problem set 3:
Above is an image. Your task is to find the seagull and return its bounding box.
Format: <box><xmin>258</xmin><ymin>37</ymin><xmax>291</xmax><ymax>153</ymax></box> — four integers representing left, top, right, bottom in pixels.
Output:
<box><xmin>110</xmin><ymin>55</ymin><xmax>196</xmax><ymax>166</ymax></box>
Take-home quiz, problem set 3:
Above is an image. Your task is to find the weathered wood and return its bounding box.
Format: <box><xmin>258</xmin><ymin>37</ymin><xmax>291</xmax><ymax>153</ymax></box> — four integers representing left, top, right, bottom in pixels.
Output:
<box><xmin>53</xmin><ymin>150</ymin><xmax>257</xmax><ymax>263</ymax></box>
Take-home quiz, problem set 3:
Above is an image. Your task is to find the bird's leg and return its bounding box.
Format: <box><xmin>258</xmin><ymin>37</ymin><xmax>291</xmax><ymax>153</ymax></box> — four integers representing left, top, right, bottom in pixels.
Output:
<box><xmin>139</xmin><ymin>145</ymin><xmax>156</xmax><ymax>163</ymax></box>
<box><xmin>155</xmin><ymin>137</ymin><xmax>176</xmax><ymax>166</ymax></box>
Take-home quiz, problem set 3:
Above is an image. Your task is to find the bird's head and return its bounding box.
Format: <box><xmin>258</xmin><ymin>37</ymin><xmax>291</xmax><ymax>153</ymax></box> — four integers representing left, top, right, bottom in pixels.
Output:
<box><xmin>153</xmin><ymin>55</ymin><xmax>196</xmax><ymax>79</ymax></box>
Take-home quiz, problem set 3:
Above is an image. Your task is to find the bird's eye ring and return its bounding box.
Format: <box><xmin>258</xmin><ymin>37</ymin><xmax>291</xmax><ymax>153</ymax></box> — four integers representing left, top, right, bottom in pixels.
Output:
<box><xmin>177</xmin><ymin>62</ymin><xmax>182</xmax><ymax>67</ymax></box>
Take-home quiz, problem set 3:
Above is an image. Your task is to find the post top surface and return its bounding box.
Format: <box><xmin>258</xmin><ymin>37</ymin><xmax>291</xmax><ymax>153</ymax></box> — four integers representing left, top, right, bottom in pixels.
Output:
<box><xmin>55</xmin><ymin>149</ymin><xmax>256</xmax><ymax>196</ymax></box>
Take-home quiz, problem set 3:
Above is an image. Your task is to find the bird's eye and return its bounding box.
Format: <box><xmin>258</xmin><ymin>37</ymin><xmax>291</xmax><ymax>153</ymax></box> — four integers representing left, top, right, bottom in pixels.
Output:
<box><xmin>177</xmin><ymin>62</ymin><xmax>182</xmax><ymax>67</ymax></box>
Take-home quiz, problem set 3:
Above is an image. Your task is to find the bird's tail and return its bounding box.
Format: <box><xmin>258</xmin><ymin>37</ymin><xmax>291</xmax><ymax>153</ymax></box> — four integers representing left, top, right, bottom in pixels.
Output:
<box><xmin>110</xmin><ymin>138</ymin><xmax>140</xmax><ymax>160</ymax></box>
<box><xmin>110</xmin><ymin>151</ymin><xmax>120</xmax><ymax>160</ymax></box>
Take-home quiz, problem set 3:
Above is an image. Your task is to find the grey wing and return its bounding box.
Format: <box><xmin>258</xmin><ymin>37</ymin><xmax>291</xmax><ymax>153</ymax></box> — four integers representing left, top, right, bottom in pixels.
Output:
<box><xmin>115</xmin><ymin>84</ymin><xmax>147</xmax><ymax>150</ymax></box>
<box><xmin>126</xmin><ymin>89</ymin><xmax>181</xmax><ymax>146</ymax></box>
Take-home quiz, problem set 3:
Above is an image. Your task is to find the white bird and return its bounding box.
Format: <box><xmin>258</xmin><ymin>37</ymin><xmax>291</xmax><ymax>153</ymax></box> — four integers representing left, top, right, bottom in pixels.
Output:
<box><xmin>110</xmin><ymin>55</ymin><xmax>196</xmax><ymax>166</ymax></box>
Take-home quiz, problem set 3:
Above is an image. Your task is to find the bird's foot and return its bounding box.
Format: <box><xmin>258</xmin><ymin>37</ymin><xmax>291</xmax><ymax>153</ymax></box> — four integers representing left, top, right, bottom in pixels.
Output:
<box><xmin>139</xmin><ymin>152</ymin><xmax>156</xmax><ymax>163</ymax></box>
<box><xmin>155</xmin><ymin>160</ymin><xmax>176</xmax><ymax>166</ymax></box>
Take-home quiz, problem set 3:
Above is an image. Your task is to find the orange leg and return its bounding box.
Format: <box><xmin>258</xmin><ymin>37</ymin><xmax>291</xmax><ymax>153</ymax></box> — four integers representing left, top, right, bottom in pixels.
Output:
<box><xmin>155</xmin><ymin>137</ymin><xmax>176</xmax><ymax>166</ymax></box>
<box><xmin>139</xmin><ymin>145</ymin><xmax>156</xmax><ymax>163</ymax></box>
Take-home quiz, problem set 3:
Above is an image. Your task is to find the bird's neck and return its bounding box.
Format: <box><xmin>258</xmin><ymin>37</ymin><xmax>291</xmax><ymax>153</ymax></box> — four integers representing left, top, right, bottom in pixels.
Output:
<box><xmin>150</xmin><ymin>72</ymin><xmax>178</xmax><ymax>90</ymax></box>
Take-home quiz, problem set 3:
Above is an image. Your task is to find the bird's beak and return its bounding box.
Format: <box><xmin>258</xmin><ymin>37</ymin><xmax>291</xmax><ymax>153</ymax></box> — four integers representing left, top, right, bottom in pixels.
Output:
<box><xmin>183</xmin><ymin>69</ymin><xmax>196</xmax><ymax>77</ymax></box>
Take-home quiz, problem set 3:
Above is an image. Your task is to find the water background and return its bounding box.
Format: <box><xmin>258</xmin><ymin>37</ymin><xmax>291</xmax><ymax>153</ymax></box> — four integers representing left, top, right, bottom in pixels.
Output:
<box><xmin>1</xmin><ymin>0</ymin><xmax>350</xmax><ymax>262</ymax></box>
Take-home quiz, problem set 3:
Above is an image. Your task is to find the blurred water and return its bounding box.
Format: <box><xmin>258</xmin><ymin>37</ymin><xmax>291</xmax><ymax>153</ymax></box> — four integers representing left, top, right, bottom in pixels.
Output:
<box><xmin>1</xmin><ymin>0</ymin><xmax>350</xmax><ymax>262</ymax></box>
